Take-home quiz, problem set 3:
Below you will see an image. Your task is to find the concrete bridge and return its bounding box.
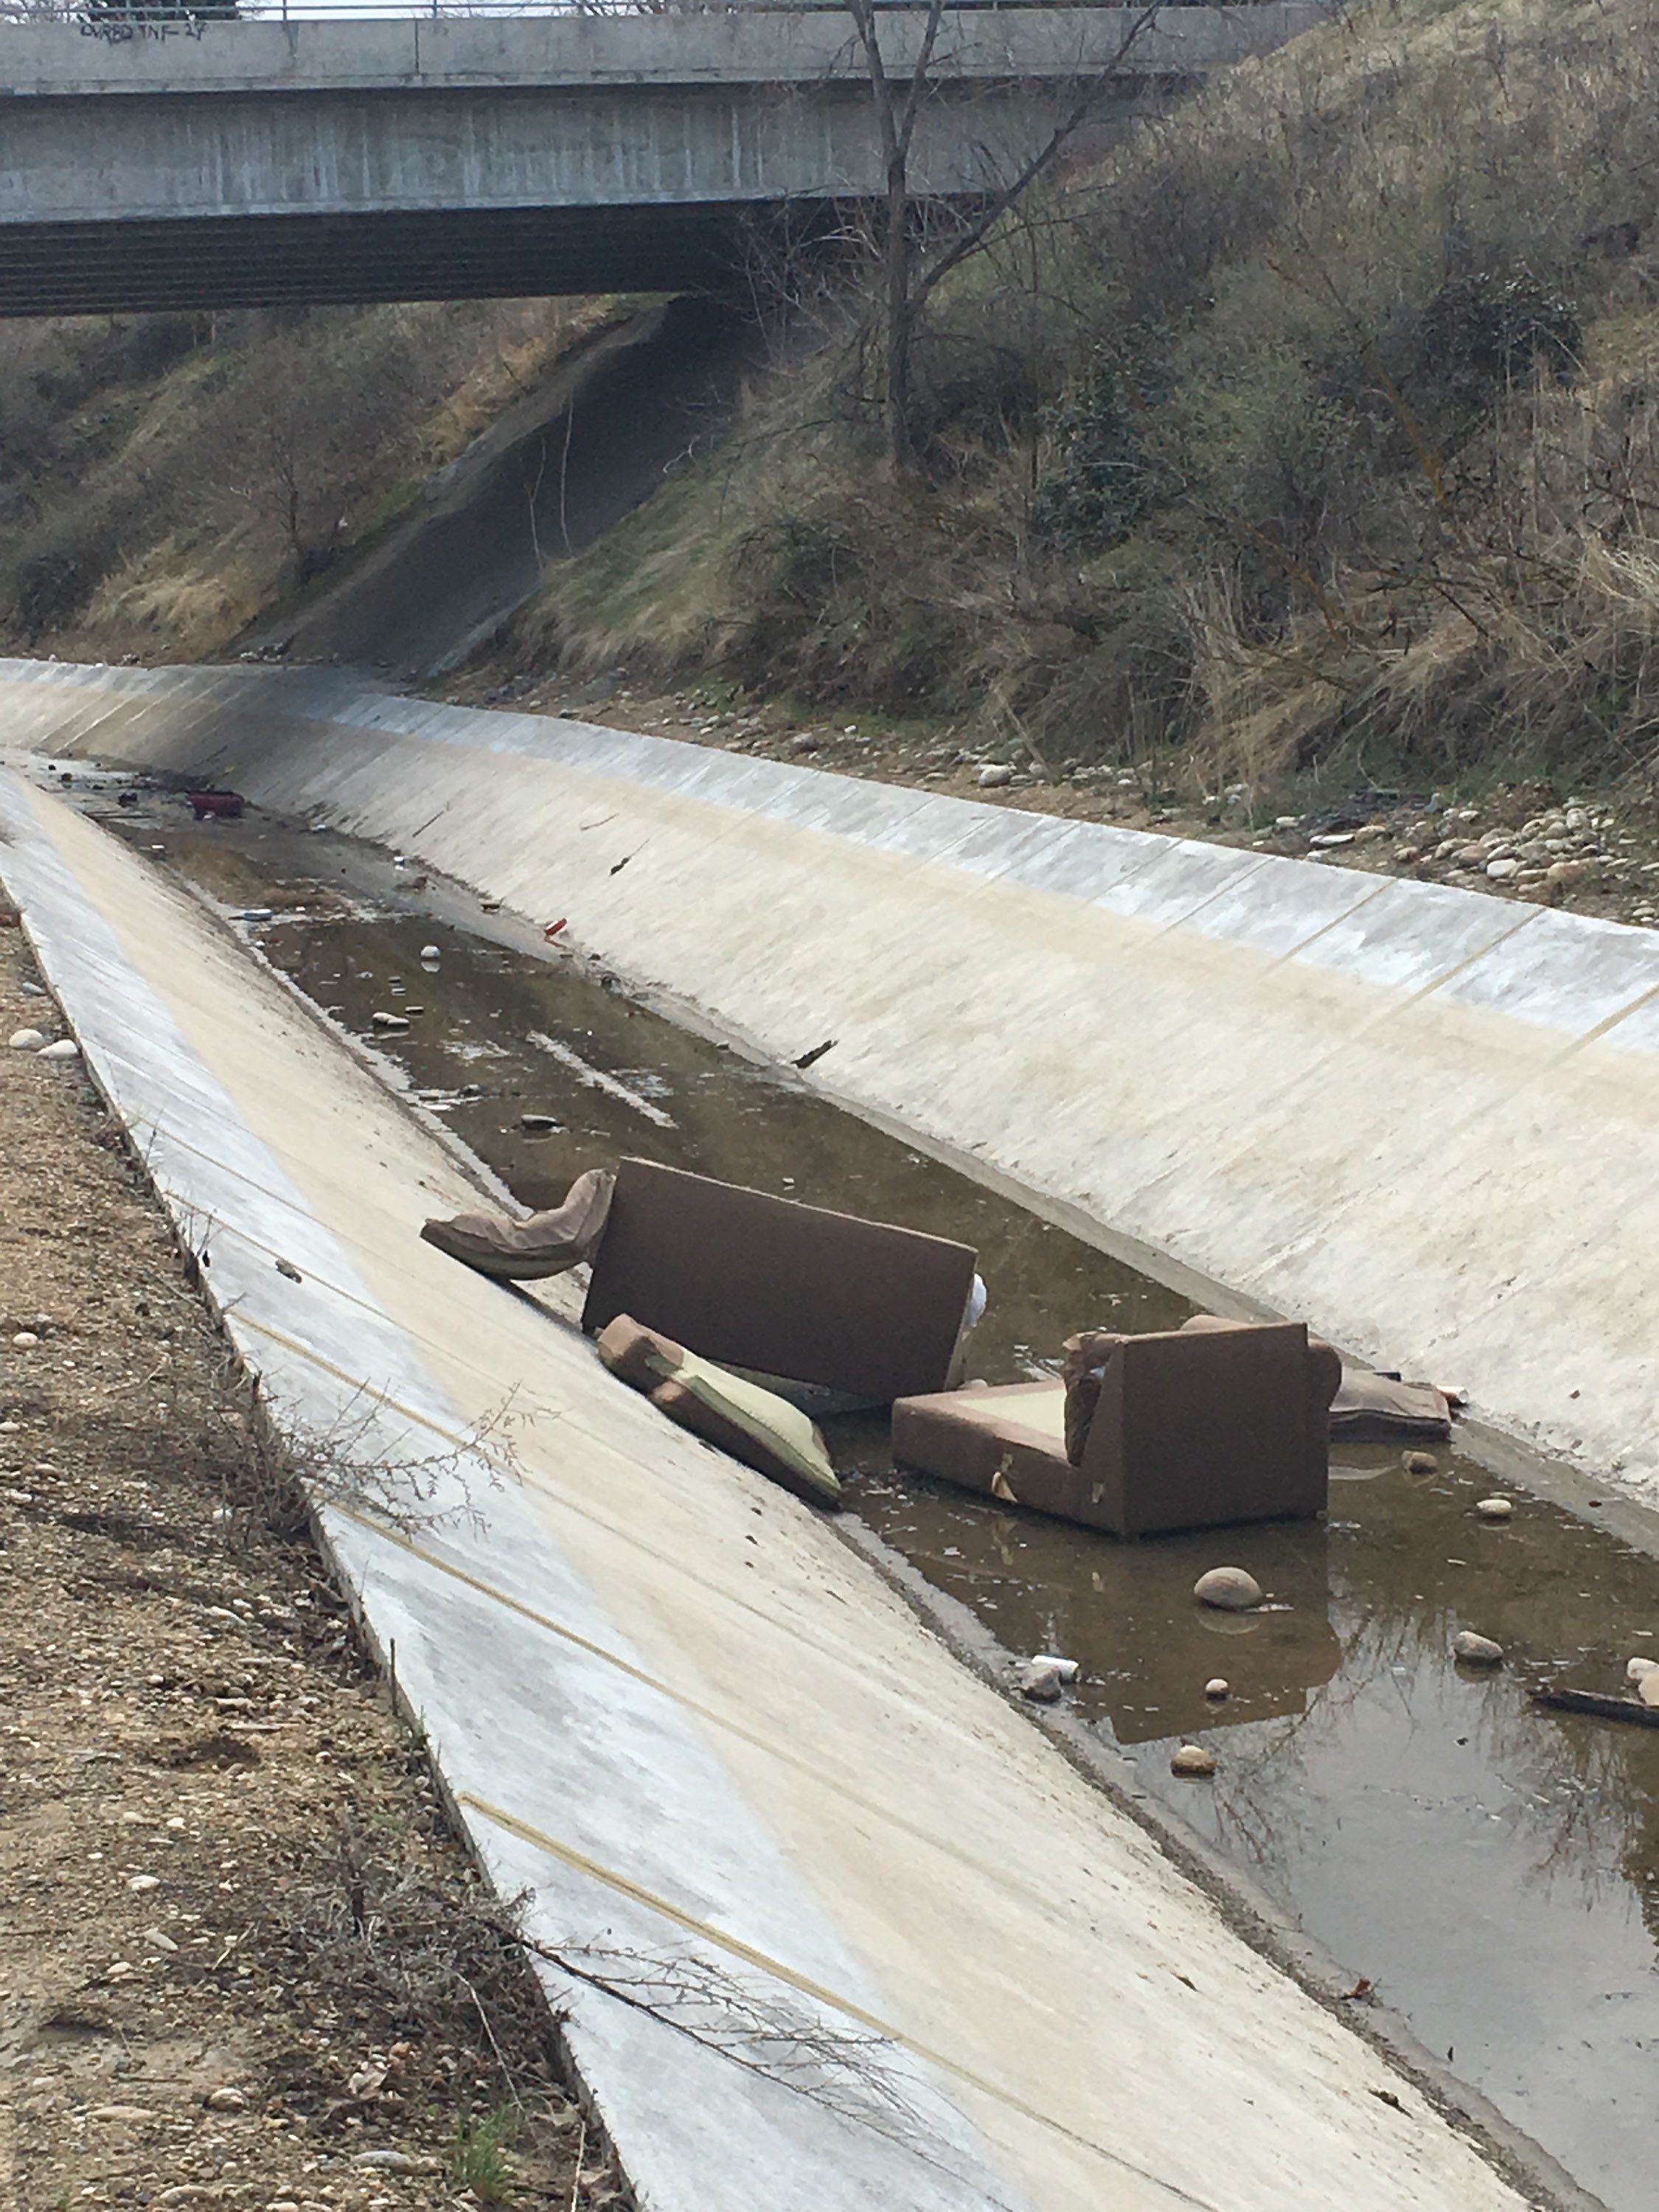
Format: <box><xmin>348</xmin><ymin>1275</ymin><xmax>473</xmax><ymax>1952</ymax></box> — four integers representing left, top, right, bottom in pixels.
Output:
<box><xmin>0</xmin><ymin>7</ymin><xmax>1322</xmax><ymax>313</ymax></box>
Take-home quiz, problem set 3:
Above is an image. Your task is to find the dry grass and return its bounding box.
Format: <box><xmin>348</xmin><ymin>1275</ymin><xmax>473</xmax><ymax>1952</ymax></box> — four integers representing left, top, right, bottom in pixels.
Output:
<box><xmin>0</xmin><ymin>925</ymin><xmax>622</xmax><ymax>2212</ymax></box>
<box><xmin>0</xmin><ymin>299</ymin><xmax>608</xmax><ymax>663</ymax></box>
<box><xmin>501</xmin><ymin>0</ymin><xmax>1659</xmax><ymax>799</ymax></box>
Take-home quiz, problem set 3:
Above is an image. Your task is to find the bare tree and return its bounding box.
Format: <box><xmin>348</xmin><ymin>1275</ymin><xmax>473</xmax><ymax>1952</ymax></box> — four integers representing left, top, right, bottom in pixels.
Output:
<box><xmin>841</xmin><ymin>0</ymin><xmax>1163</xmax><ymax>474</ymax></box>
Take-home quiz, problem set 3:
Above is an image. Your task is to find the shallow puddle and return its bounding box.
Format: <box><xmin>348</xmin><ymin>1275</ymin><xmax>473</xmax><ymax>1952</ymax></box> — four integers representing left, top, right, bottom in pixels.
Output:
<box><xmin>79</xmin><ymin>785</ymin><xmax>1659</xmax><ymax>2208</ymax></box>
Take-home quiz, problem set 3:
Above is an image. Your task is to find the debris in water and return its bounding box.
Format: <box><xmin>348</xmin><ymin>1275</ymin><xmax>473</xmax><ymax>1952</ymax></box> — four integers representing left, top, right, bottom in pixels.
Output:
<box><xmin>1194</xmin><ymin>1566</ymin><xmax>1263</xmax><ymax>1612</ymax></box>
<box><xmin>187</xmin><ymin>789</ymin><xmax>244</xmax><ymax>821</ymax></box>
<box><xmin>36</xmin><ymin>1040</ymin><xmax>80</xmax><ymax>1061</ymax></box>
<box><xmin>371</xmin><ymin>1012</ymin><xmax>410</xmax><ymax>1032</ymax></box>
<box><xmin>1531</xmin><ymin>1685</ymin><xmax>1659</xmax><ymax>1728</ymax></box>
<box><xmin>1452</xmin><ymin>1630</ymin><xmax>1504</xmax><ymax>1666</ymax></box>
<box><xmin>1476</xmin><ymin>1496</ymin><xmax>1514</xmax><ymax>1520</ymax></box>
<box><xmin>420</xmin><ymin>944</ymin><xmax>440</xmax><ymax>963</ymax></box>
<box><xmin>1170</xmin><ymin>1744</ymin><xmax>1217</xmax><ymax>1777</ymax></box>
<box><xmin>543</xmin><ymin>917</ymin><xmax>568</xmax><ymax>941</ymax></box>
<box><xmin>1018</xmin><ymin>1655</ymin><xmax>1078</xmax><ymax>1702</ymax></box>
<box><xmin>1402</xmin><ymin>1449</ymin><xmax>1439</xmax><ymax>1474</ymax></box>
<box><xmin>1203</xmin><ymin>1677</ymin><xmax>1231</xmax><ymax>1701</ymax></box>
<box><xmin>8</xmin><ymin>1029</ymin><xmax>46</xmax><ymax>1050</ymax></box>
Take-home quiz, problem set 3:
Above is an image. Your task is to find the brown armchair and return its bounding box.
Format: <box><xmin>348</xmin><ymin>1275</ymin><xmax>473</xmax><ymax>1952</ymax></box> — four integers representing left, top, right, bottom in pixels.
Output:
<box><xmin>891</xmin><ymin>1318</ymin><xmax>1340</xmax><ymax>1537</ymax></box>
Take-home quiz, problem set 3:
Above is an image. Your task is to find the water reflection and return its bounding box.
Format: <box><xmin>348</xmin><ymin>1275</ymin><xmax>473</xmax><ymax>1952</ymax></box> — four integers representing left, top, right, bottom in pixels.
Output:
<box><xmin>846</xmin><ymin>1462</ymin><xmax>1342</xmax><ymax>1745</ymax></box>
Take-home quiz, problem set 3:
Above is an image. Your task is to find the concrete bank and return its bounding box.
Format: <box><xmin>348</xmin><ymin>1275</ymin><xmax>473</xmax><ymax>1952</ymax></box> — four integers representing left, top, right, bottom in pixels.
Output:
<box><xmin>0</xmin><ymin>770</ymin><xmax>1547</xmax><ymax>2211</ymax></box>
<box><xmin>7</xmin><ymin>655</ymin><xmax>1656</xmax><ymax>1512</ymax></box>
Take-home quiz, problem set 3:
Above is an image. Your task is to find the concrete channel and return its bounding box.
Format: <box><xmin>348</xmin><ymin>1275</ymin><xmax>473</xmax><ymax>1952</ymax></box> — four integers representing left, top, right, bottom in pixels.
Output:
<box><xmin>5</xmin><ymin>658</ymin><xmax>1659</xmax><ymax>2208</ymax></box>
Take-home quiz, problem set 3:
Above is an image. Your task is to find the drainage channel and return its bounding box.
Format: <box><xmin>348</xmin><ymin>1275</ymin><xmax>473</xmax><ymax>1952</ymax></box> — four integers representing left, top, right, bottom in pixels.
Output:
<box><xmin>73</xmin><ymin>782</ymin><xmax>1659</xmax><ymax>2211</ymax></box>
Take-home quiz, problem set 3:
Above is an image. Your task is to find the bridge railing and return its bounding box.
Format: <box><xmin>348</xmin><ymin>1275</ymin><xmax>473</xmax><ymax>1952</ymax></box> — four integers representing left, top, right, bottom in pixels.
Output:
<box><xmin>0</xmin><ymin>0</ymin><xmax>682</xmax><ymax>23</ymax></box>
<box><xmin>0</xmin><ymin>0</ymin><xmax>1203</xmax><ymax>21</ymax></box>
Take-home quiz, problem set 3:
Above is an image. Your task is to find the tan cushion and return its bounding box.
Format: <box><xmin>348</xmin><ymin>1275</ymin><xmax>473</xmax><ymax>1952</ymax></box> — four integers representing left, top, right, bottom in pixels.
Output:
<box><xmin>594</xmin><ymin>1312</ymin><xmax>687</xmax><ymax>1393</ymax></box>
<box><xmin>421</xmin><ymin>1167</ymin><xmax>613</xmax><ymax>1281</ymax></box>
<box><xmin>595</xmin><ymin>1311</ymin><xmax>841</xmax><ymax>1508</ymax></box>
<box><xmin>650</xmin><ymin>1379</ymin><xmax>840</xmax><ymax>1509</ymax></box>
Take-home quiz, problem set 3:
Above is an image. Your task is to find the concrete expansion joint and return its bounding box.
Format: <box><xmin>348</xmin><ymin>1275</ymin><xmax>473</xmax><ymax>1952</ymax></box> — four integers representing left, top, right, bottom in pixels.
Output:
<box><xmin>460</xmin><ymin>1784</ymin><xmax>1235</xmax><ymax>2212</ymax></box>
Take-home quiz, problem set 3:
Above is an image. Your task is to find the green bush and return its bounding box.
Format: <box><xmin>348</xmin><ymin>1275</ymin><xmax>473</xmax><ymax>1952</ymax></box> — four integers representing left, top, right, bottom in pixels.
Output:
<box><xmin>1033</xmin><ymin>361</ymin><xmax>1158</xmax><ymax>553</ymax></box>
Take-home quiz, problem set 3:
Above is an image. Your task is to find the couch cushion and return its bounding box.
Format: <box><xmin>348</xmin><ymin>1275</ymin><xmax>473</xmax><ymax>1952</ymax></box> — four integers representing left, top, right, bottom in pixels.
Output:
<box><xmin>421</xmin><ymin>1166</ymin><xmax>613</xmax><ymax>1281</ymax></box>
<box><xmin>595</xmin><ymin>1310</ymin><xmax>841</xmax><ymax>1506</ymax></box>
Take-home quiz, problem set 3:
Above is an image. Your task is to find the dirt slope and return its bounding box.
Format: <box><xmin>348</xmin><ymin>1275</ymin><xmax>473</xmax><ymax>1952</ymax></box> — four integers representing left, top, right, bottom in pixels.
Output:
<box><xmin>0</xmin><ymin>922</ymin><xmax>622</xmax><ymax>2209</ymax></box>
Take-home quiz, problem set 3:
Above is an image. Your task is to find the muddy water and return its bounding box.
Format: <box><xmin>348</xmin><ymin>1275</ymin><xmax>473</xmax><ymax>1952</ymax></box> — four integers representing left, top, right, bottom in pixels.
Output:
<box><xmin>88</xmin><ymin>793</ymin><xmax>1659</xmax><ymax>2209</ymax></box>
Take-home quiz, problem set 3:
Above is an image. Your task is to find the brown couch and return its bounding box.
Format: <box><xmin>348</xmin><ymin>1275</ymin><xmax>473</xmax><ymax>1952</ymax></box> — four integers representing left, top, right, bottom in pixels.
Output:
<box><xmin>891</xmin><ymin>1318</ymin><xmax>1340</xmax><ymax>1537</ymax></box>
<box><xmin>582</xmin><ymin>1158</ymin><xmax>978</xmax><ymax>1403</ymax></box>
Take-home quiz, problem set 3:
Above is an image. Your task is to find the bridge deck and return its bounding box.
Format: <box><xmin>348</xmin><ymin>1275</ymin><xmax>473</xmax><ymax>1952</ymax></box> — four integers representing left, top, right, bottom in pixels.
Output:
<box><xmin>0</xmin><ymin>8</ymin><xmax>1325</xmax><ymax>312</ymax></box>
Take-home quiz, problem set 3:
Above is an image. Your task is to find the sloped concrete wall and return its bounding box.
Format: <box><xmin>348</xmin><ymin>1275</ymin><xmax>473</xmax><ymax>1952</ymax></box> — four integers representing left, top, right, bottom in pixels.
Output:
<box><xmin>0</xmin><ymin>751</ymin><xmax>1551</xmax><ymax>2212</ymax></box>
<box><xmin>4</xmin><ymin>657</ymin><xmax>1655</xmax><ymax>1510</ymax></box>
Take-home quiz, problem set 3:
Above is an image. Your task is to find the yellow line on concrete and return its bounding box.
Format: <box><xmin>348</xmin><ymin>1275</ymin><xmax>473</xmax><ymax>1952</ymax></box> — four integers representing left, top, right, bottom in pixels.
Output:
<box><xmin>458</xmin><ymin>1785</ymin><xmax>1222</xmax><ymax>2212</ymax></box>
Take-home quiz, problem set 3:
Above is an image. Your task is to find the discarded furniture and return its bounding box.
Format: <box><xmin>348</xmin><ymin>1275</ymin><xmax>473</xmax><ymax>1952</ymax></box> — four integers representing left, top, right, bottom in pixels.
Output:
<box><xmin>1180</xmin><ymin>1313</ymin><xmax>1451</xmax><ymax>1441</ymax></box>
<box><xmin>421</xmin><ymin>1167</ymin><xmax>614</xmax><ymax>1282</ymax></box>
<box><xmin>185</xmin><ymin>788</ymin><xmax>245</xmax><ymax>820</ymax></box>
<box><xmin>1329</xmin><ymin>1364</ymin><xmax>1450</xmax><ymax>1441</ymax></box>
<box><xmin>893</xmin><ymin>1318</ymin><xmax>1340</xmax><ymax>1536</ymax></box>
<box><xmin>582</xmin><ymin>1158</ymin><xmax>978</xmax><ymax>1403</ymax></box>
<box><xmin>595</xmin><ymin>1312</ymin><xmax>841</xmax><ymax>1507</ymax></box>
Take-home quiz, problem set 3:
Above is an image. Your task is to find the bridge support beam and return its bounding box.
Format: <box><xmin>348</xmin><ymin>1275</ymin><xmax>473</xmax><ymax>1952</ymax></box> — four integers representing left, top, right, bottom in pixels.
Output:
<box><xmin>0</xmin><ymin>9</ymin><xmax>1325</xmax><ymax>313</ymax></box>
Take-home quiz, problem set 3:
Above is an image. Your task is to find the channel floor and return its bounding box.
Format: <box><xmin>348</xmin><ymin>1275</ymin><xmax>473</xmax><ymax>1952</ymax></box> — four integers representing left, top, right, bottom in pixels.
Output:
<box><xmin>80</xmin><ymin>785</ymin><xmax>1659</xmax><ymax>2212</ymax></box>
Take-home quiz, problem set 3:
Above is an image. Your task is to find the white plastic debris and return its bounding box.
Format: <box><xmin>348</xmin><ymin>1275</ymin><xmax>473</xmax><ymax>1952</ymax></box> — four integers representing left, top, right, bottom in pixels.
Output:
<box><xmin>1018</xmin><ymin>1655</ymin><xmax>1078</xmax><ymax>1702</ymax></box>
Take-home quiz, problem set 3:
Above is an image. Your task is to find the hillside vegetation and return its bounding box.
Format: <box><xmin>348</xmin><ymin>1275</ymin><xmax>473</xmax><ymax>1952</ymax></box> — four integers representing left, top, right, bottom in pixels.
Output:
<box><xmin>500</xmin><ymin>0</ymin><xmax>1659</xmax><ymax>796</ymax></box>
<box><xmin>0</xmin><ymin>297</ymin><xmax>605</xmax><ymax>661</ymax></box>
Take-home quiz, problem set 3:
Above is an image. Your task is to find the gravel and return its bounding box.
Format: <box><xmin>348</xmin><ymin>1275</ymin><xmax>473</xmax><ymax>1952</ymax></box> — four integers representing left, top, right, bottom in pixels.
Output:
<box><xmin>0</xmin><ymin>928</ymin><xmax>620</xmax><ymax>2212</ymax></box>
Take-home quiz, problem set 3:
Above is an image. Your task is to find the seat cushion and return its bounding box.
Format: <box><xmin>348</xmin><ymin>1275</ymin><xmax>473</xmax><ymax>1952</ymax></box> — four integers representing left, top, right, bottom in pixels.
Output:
<box><xmin>595</xmin><ymin>1312</ymin><xmax>841</xmax><ymax>1507</ymax></box>
<box><xmin>891</xmin><ymin>1382</ymin><xmax>1100</xmax><ymax>1523</ymax></box>
<box><xmin>422</xmin><ymin>1167</ymin><xmax>613</xmax><ymax>1281</ymax></box>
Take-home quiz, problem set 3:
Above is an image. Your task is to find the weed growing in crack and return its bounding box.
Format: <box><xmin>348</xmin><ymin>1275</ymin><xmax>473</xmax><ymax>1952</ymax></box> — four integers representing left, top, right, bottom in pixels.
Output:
<box><xmin>448</xmin><ymin>2105</ymin><xmax>522</xmax><ymax>2201</ymax></box>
